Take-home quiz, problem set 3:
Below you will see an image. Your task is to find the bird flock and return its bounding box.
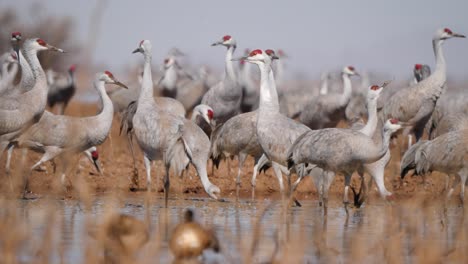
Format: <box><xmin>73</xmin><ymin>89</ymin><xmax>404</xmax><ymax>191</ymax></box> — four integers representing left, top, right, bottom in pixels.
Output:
<box><xmin>0</xmin><ymin>28</ymin><xmax>466</xmax><ymax>212</ymax></box>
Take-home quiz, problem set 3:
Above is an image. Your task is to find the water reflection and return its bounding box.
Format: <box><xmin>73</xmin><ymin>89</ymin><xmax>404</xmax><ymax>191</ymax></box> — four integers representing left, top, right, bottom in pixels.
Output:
<box><xmin>4</xmin><ymin>196</ymin><xmax>466</xmax><ymax>263</ymax></box>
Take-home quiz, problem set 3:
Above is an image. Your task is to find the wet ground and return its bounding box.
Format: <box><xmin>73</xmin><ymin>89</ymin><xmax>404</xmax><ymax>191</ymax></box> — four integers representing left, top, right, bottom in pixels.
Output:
<box><xmin>6</xmin><ymin>194</ymin><xmax>467</xmax><ymax>263</ymax></box>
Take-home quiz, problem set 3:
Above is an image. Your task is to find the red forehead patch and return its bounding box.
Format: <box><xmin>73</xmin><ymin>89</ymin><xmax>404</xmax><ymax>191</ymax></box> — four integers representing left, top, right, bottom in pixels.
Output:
<box><xmin>36</xmin><ymin>39</ymin><xmax>47</xmax><ymax>47</ymax></box>
<box><xmin>249</xmin><ymin>49</ymin><xmax>262</xmax><ymax>57</ymax></box>
<box><xmin>347</xmin><ymin>66</ymin><xmax>355</xmax><ymax>71</ymax></box>
<box><xmin>11</xmin><ymin>32</ymin><xmax>21</xmax><ymax>38</ymax></box>
<box><xmin>444</xmin><ymin>28</ymin><xmax>452</xmax><ymax>34</ymax></box>
<box><xmin>104</xmin><ymin>71</ymin><xmax>114</xmax><ymax>78</ymax></box>
<box><xmin>390</xmin><ymin>118</ymin><xmax>398</xmax><ymax>124</ymax></box>
<box><xmin>223</xmin><ymin>35</ymin><xmax>231</xmax><ymax>41</ymax></box>
<box><xmin>370</xmin><ymin>85</ymin><xmax>380</xmax><ymax>91</ymax></box>
<box><xmin>414</xmin><ymin>64</ymin><xmax>422</xmax><ymax>70</ymax></box>
<box><xmin>265</xmin><ymin>49</ymin><xmax>275</xmax><ymax>56</ymax></box>
<box><xmin>91</xmin><ymin>150</ymin><xmax>99</xmax><ymax>160</ymax></box>
<box><xmin>207</xmin><ymin>109</ymin><xmax>214</xmax><ymax>119</ymax></box>
<box><xmin>69</xmin><ymin>64</ymin><xmax>76</xmax><ymax>72</ymax></box>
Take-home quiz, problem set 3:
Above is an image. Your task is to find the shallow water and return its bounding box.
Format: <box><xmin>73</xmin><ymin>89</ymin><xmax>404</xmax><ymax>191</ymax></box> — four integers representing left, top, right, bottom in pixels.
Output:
<box><xmin>7</xmin><ymin>195</ymin><xmax>467</xmax><ymax>263</ymax></box>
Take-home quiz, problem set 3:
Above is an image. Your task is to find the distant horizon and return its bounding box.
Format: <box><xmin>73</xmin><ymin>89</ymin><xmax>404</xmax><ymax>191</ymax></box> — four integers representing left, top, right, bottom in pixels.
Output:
<box><xmin>1</xmin><ymin>0</ymin><xmax>467</xmax><ymax>81</ymax></box>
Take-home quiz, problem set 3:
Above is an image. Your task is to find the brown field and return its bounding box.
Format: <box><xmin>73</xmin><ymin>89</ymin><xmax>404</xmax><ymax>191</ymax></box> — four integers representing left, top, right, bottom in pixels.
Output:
<box><xmin>0</xmin><ymin>102</ymin><xmax>467</xmax><ymax>263</ymax></box>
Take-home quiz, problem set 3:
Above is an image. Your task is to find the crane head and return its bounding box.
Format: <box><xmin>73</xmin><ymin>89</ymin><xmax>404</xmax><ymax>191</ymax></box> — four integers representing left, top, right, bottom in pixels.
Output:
<box><xmin>413</xmin><ymin>64</ymin><xmax>431</xmax><ymax>83</ymax></box>
<box><xmin>193</xmin><ymin>104</ymin><xmax>215</xmax><ymax>127</ymax></box>
<box><xmin>384</xmin><ymin>118</ymin><xmax>403</xmax><ymax>134</ymax></box>
<box><xmin>30</xmin><ymin>38</ymin><xmax>65</xmax><ymax>53</ymax></box>
<box><xmin>367</xmin><ymin>84</ymin><xmax>383</xmax><ymax>101</ymax></box>
<box><xmin>11</xmin><ymin>32</ymin><xmax>22</xmax><ymax>62</ymax></box>
<box><xmin>265</xmin><ymin>49</ymin><xmax>280</xmax><ymax>60</ymax></box>
<box><xmin>69</xmin><ymin>64</ymin><xmax>77</xmax><ymax>73</ymax></box>
<box><xmin>435</xmin><ymin>28</ymin><xmax>465</xmax><ymax>41</ymax></box>
<box><xmin>211</xmin><ymin>35</ymin><xmax>236</xmax><ymax>48</ymax></box>
<box><xmin>85</xmin><ymin>147</ymin><xmax>102</xmax><ymax>175</ymax></box>
<box><xmin>343</xmin><ymin>66</ymin><xmax>359</xmax><ymax>77</ymax></box>
<box><xmin>132</xmin><ymin>40</ymin><xmax>152</xmax><ymax>54</ymax></box>
<box><xmin>101</xmin><ymin>71</ymin><xmax>128</xmax><ymax>89</ymax></box>
<box><xmin>163</xmin><ymin>57</ymin><xmax>175</xmax><ymax>68</ymax></box>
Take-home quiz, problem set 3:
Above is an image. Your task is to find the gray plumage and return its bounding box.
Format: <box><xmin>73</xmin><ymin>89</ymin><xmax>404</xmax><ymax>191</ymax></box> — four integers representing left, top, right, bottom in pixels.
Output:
<box><xmin>0</xmin><ymin>38</ymin><xmax>64</xmax><ymax>157</ymax></box>
<box><xmin>201</xmin><ymin>35</ymin><xmax>241</xmax><ymax>126</ymax></box>
<box><xmin>210</xmin><ymin>111</ymin><xmax>264</xmax><ymax>187</ymax></box>
<box><xmin>299</xmin><ymin>66</ymin><xmax>358</xmax><ymax>129</ymax></box>
<box><xmin>413</xmin><ymin>129</ymin><xmax>468</xmax><ymax>202</ymax></box>
<box><xmin>46</xmin><ymin>65</ymin><xmax>76</xmax><ymax>115</ymax></box>
<box><xmin>131</xmin><ymin>40</ymin><xmax>219</xmax><ymax>205</ymax></box>
<box><xmin>0</xmin><ymin>52</ymin><xmax>18</xmax><ymax>95</ymax></box>
<box><xmin>15</xmin><ymin>72</ymin><xmax>123</xmax><ymax>195</ymax></box>
<box><xmin>400</xmin><ymin>140</ymin><xmax>429</xmax><ymax>179</ymax></box>
<box><xmin>381</xmin><ymin>28</ymin><xmax>465</xmax><ymax>142</ymax></box>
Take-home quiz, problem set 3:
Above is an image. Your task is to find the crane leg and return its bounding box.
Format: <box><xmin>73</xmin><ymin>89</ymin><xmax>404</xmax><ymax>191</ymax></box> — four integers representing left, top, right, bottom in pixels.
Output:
<box><xmin>272</xmin><ymin>163</ymin><xmax>284</xmax><ymax>196</ymax></box>
<box><xmin>251</xmin><ymin>162</ymin><xmax>260</xmax><ymax>200</ymax></box>
<box><xmin>164</xmin><ymin>164</ymin><xmax>170</xmax><ymax>208</ymax></box>
<box><xmin>343</xmin><ymin>173</ymin><xmax>352</xmax><ymax>215</ymax></box>
<box><xmin>5</xmin><ymin>144</ymin><xmax>14</xmax><ymax>191</ymax></box>
<box><xmin>458</xmin><ymin>169</ymin><xmax>468</xmax><ymax>205</ymax></box>
<box><xmin>24</xmin><ymin>149</ymin><xmax>61</xmax><ymax>198</ymax></box>
<box><xmin>143</xmin><ymin>156</ymin><xmax>152</xmax><ymax>192</ymax></box>
<box><xmin>236</xmin><ymin>153</ymin><xmax>247</xmax><ymax>199</ymax></box>
<box><xmin>127</xmin><ymin>134</ymin><xmax>139</xmax><ymax>190</ymax></box>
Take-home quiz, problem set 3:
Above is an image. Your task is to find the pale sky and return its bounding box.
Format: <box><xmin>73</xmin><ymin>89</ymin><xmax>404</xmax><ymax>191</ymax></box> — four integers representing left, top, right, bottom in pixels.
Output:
<box><xmin>2</xmin><ymin>0</ymin><xmax>468</xmax><ymax>80</ymax></box>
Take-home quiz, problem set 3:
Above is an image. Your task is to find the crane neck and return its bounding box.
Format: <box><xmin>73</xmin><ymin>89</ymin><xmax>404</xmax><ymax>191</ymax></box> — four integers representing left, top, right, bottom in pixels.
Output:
<box><xmin>358</xmin><ymin>96</ymin><xmax>378</xmax><ymax>137</ymax></box>
<box><xmin>339</xmin><ymin>73</ymin><xmax>352</xmax><ymax>106</ymax></box>
<box><xmin>319</xmin><ymin>76</ymin><xmax>328</xmax><ymax>95</ymax></box>
<box><xmin>258</xmin><ymin>62</ymin><xmax>279</xmax><ymax>113</ymax></box>
<box><xmin>21</xmin><ymin>43</ymin><xmax>48</xmax><ymax>112</ymax></box>
<box><xmin>275</xmin><ymin>60</ymin><xmax>284</xmax><ymax>87</ymax></box>
<box><xmin>138</xmin><ymin>52</ymin><xmax>154</xmax><ymax>103</ymax></box>
<box><xmin>432</xmin><ymin>39</ymin><xmax>446</xmax><ymax>74</ymax></box>
<box><xmin>225</xmin><ymin>45</ymin><xmax>236</xmax><ymax>81</ymax></box>
<box><xmin>94</xmin><ymin>80</ymin><xmax>114</xmax><ymax>118</ymax></box>
<box><xmin>162</xmin><ymin>64</ymin><xmax>177</xmax><ymax>90</ymax></box>
<box><xmin>18</xmin><ymin>50</ymin><xmax>35</xmax><ymax>91</ymax></box>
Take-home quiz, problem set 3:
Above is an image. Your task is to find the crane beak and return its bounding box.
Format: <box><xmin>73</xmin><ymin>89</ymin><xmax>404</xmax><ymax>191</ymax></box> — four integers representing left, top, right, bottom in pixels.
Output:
<box><xmin>211</xmin><ymin>41</ymin><xmax>222</xmax><ymax>46</ymax></box>
<box><xmin>113</xmin><ymin>80</ymin><xmax>128</xmax><ymax>89</ymax></box>
<box><xmin>452</xmin><ymin>33</ymin><xmax>466</xmax><ymax>38</ymax></box>
<box><xmin>354</xmin><ymin>71</ymin><xmax>361</xmax><ymax>77</ymax></box>
<box><xmin>132</xmin><ymin>47</ymin><xmax>143</xmax><ymax>54</ymax></box>
<box><xmin>47</xmin><ymin>44</ymin><xmax>65</xmax><ymax>53</ymax></box>
<box><xmin>271</xmin><ymin>55</ymin><xmax>280</xmax><ymax>60</ymax></box>
<box><xmin>93</xmin><ymin>159</ymin><xmax>103</xmax><ymax>175</ymax></box>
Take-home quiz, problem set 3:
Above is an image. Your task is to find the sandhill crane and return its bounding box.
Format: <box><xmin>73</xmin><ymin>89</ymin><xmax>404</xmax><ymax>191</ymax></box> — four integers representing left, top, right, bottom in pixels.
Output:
<box><xmin>292</xmin><ymin>83</ymin><xmax>388</xmax><ymax>207</ymax></box>
<box><xmin>319</xmin><ymin>71</ymin><xmax>330</xmax><ymax>95</ymax></box>
<box><xmin>120</xmin><ymin>103</ymin><xmax>211</xmax><ymax>190</ymax></box>
<box><xmin>239</xmin><ymin>49</ymin><xmax>258</xmax><ymax>112</ymax></box>
<box><xmin>158</xmin><ymin>56</ymin><xmax>190</xmax><ymax>99</ymax></box>
<box><xmin>242</xmin><ymin>49</ymin><xmax>310</xmax><ymax>195</ymax></box>
<box><xmin>46</xmin><ymin>64</ymin><xmax>77</xmax><ymax>114</ymax></box>
<box><xmin>287</xmin><ymin>118</ymin><xmax>404</xmax><ymax>211</ymax></box>
<box><xmin>345</xmin><ymin>71</ymin><xmax>371</xmax><ymax>124</ymax></box>
<box><xmin>15</xmin><ymin>71</ymin><xmax>127</xmax><ymax>196</ymax></box>
<box><xmin>299</xmin><ymin>66</ymin><xmax>359</xmax><ymax>129</ymax></box>
<box><xmin>0</xmin><ymin>52</ymin><xmax>18</xmax><ymax>95</ymax></box>
<box><xmin>210</xmin><ymin>111</ymin><xmax>263</xmax><ymax>193</ymax></box>
<box><xmin>413</xmin><ymin>63</ymin><xmax>431</xmax><ymax>83</ymax></box>
<box><xmin>410</xmin><ymin>129</ymin><xmax>468</xmax><ymax>204</ymax></box>
<box><xmin>200</xmin><ymin>35</ymin><xmax>241</xmax><ymax>127</ymax></box>
<box><xmin>0</xmin><ymin>38</ymin><xmax>64</xmax><ymax>159</ymax></box>
<box><xmin>8</xmin><ymin>32</ymin><xmax>35</xmax><ymax>95</ymax></box>
<box><xmin>131</xmin><ymin>40</ymin><xmax>220</xmax><ymax>206</ymax></box>
<box><xmin>381</xmin><ymin>28</ymin><xmax>465</xmax><ymax>142</ymax></box>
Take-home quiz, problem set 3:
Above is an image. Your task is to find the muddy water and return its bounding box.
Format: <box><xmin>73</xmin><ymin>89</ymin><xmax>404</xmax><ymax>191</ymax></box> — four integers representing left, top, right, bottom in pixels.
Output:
<box><xmin>11</xmin><ymin>195</ymin><xmax>466</xmax><ymax>263</ymax></box>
